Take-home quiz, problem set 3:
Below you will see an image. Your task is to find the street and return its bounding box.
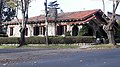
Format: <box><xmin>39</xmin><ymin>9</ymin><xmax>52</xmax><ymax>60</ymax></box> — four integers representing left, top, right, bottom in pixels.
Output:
<box><xmin>0</xmin><ymin>48</ymin><xmax>120</xmax><ymax>67</ymax></box>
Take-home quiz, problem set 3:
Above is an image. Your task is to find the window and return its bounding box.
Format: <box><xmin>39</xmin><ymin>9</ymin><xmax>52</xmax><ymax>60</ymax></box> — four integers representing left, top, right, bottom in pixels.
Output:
<box><xmin>72</xmin><ymin>25</ymin><xmax>78</xmax><ymax>36</ymax></box>
<box><xmin>40</xmin><ymin>26</ymin><xmax>45</xmax><ymax>35</ymax></box>
<box><xmin>25</xmin><ymin>28</ymin><xmax>28</xmax><ymax>36</ymax></box>
<box><xmin>10</xmin><ymin>27</ymin><xmax>13</xmax><ymax>36</ymax></box>
<box><xmin>57</xmin><ymin>25</ymin><xmax>67</xmax><ymax>35</ymax></box>
<box><xmin>33</xmin><ymin>26</ymin><xmax>39</xmax><ymax>36</ymax></box>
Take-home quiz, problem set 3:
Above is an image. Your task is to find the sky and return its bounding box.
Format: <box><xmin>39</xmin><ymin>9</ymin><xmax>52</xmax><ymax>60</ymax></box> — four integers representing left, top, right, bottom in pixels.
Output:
<box><xmin>18</xmin><ymin>0</ymin><xmax>120</xmax><ymax>19</ymax></box>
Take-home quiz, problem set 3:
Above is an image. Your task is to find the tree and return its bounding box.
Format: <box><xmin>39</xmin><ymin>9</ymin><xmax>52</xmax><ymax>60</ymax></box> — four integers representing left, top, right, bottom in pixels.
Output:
<box><xmin>103</xmin><ymin>0</ymin><xmax>119</xmax><ymax>45</ymax></box>
<box><xmin>18</xmin><ymin>0</ymin><xmax>31</xmax><ymax>47</ymax></box>
<box><xmin>44</xmin><ymin>0</ymin><xmax>48</xmax><ymax>45</ymax></box>
<box><xmin>4</xmin><ymin>0</ymin><xmax>32</xmax><ymax>47</ymax></box>
<box><xmin>2</xmin><ymin>6</ymin><xmax>16</xmax><ymax>22</ymax></box>
<box><xmin>0</xmin><ymin>0</ymin><xmax>16</xmax><ymax>33</ymax></box>
<box><xmin>90</xmin><ymin>0</ymin><xmax>119</xmax><ymax>45</ymax></box>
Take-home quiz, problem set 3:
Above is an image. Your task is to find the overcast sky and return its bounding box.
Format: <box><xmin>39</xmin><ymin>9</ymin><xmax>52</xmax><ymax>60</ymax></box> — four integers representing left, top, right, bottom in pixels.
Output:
<box><xmin>18</xmin><ymin>0</ymin><xmax>120</xmax><ymax>18</ymax></box>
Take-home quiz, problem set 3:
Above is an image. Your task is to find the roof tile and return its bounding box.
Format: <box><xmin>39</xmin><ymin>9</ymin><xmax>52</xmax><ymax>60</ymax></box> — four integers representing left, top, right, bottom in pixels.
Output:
<box><xmin>3</xmin><ymin>9</ymin><xmax>101</xmax><ymax>25</ymax></box>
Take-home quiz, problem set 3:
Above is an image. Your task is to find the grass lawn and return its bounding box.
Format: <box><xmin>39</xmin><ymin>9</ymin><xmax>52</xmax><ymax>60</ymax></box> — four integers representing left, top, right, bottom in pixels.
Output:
<box><xmin>0</xmin><ymin>44</ymin><xmax>119</xmax><ymax>49</ymax></box>
<box><xmin>89</xmin><ymin>44</ymin><xmax>115</xmax><ymax>49</ymax></box>
<box><xmin>0</xmin><ymin>45</ymin><xmax>17</xmax><ymax>49</ymax></box>
<box><xmin>0</xmin><ymin>45</ymin><xmax>80</xmax><ymax>49</ymax></box>
<box><xmin>22</xmin><ymin>45</ymin><xmax>80</xmax><ymax>49</ymax></box>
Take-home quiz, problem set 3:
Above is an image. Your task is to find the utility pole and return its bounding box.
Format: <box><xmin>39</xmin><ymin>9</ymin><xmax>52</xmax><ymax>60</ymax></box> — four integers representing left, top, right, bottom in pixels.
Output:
<box><xmin>44</xmin><ymin>0</ymin><xmax>48</xmax><ymax>45</ymax></box>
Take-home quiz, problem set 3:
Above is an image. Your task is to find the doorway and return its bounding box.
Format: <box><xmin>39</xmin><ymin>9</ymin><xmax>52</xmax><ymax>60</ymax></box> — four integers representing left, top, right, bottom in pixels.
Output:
<box><xmin>72</xmin><ymin>25</ymin><xmax>79</xmax><ymax>36</ymax></box>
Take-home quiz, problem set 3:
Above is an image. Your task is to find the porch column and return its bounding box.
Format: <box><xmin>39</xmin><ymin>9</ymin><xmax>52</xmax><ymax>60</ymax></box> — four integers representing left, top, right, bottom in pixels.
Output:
<box><xmin>69</xmin><ymin>25</ymin><xmax>73</xmax><ymax>36</ymax></box>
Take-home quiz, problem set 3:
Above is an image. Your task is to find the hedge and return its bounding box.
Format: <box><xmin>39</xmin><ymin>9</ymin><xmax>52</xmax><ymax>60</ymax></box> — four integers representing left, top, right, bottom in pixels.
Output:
<box><xmin>0</xmin><ymin>37</ymin><xmax>19</xmax><ymax>44</ymax></box>
<box><xmin>0</xmin><ymin>36</ymin><xmax>94</xmax><ymax>44</ymax></box>
<box><xmin>0</xmin><ymin>34</ymin><xmax>8</xmax><ymax>37</ymax></box>
<box><xmin>26</xmin><ymin>37</ymin><xmax>46</xmax><ymax>44</ymax></box>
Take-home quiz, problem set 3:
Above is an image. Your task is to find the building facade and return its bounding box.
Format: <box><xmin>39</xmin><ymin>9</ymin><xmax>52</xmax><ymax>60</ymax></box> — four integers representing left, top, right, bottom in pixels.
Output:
<box><xmin>3</xmin><ymin>9</ymin><xmax>108</xmax><ymax>38</ymax></box>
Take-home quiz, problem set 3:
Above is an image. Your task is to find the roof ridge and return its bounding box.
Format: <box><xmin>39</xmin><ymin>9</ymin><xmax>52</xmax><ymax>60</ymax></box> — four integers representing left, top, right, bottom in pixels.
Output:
<box><xmin>58</xmin><ymin>9</ymin><xmax>101</xmax><ymax>14</ymax></box>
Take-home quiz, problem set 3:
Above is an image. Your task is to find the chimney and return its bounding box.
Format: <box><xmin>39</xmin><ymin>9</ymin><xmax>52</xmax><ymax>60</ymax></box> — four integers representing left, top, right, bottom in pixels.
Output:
<box><xmin>48</xmin><ymin>1</ymin><xmax>59</xmax><ymax>20</ymax></box>
<box><xmin>48</xmin><ymin>7</ymin><xmax>58</xmax><ymax>19</ymax></box>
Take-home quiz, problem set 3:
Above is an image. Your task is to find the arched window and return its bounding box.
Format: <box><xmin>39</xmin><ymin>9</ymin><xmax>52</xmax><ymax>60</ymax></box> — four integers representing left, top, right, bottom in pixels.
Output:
<box><xmin>72</xmin><ymin>25</ymin><xmax>78</xmax><ymax>36</ymax></box>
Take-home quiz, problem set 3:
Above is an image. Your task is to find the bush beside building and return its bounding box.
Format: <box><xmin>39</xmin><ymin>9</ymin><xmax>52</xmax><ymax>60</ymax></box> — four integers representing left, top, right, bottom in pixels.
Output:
<box><xmin>0</xmin><ymin>36</ymin><xmax>94</xmax><ymax>45</ymax></box>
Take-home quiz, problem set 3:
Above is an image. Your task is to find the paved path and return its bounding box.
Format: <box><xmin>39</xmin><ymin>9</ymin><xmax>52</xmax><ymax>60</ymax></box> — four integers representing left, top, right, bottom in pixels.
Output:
<box><xmin>0</xmin><ymin>48</ymin><xmax>120</xmax><ymax>67</ymax></box>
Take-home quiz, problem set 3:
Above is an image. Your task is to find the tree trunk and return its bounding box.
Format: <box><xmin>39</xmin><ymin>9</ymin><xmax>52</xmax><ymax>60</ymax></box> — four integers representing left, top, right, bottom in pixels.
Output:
<box><xmin>18</xmin><ymin>12</ymin><xmax>26</xmax><ymax>47</ymax></box>
<box><xmin>45</xmin><ymin>0</ymin><xmax>49</xmax><ymax>45</ymax></box>
<box><xmin>103</xmin><ymin>21</ymin><xmax>116</xmax><ymax>45</ymax></box>
<box><xmin>18</xmin><ymin>0</ymin><xmax>29</xmax><ymax>47</ymax></box>
<box><xmin>102</xmin><ymin>1</ymin><xmax>119</xmax><ymax>46</ymax></box>
<box><xmin>107</xmin><ymin>30</ymin><xmax>116</xmax><ymax>45</ymax></box>
<box><xmin>19</xmin><ymin>28</ymin><xmax>26</xmax><ymax>47</ymax></box>
<box><xmin>0</xmin><ymin>0</ymin><xmax>3</xmax><ymax>33</ymax></box>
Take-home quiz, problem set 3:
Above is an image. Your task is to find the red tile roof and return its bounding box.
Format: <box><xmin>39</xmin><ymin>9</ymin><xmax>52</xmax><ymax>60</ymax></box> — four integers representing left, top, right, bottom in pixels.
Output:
<box><xmin>3</xmin><ymin>9</ymin><xmax>101</xmax><ymax>25</ymax></box>
<box><xmin>57</xmin><ymin>9</ymin><xmax>99</xmax><ymax>20</ymax></box>
<box><xmin>68</xmin><ymin>16</ymin><xmax>96</xmax><ymax>25</ymax></box>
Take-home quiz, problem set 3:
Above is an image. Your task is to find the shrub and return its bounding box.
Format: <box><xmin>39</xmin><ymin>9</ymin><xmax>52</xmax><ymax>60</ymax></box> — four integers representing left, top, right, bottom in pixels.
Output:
<box><xmin>64</xmin><ymin>36</ymin><xmax>93</xmax><ymax>44</ymax></box>
<box><xmin>78</xmin><ymin>25</ymin><xmax>88</xmax><ymax>36</ymax></box>
<box><xmin>65</xmin><ymin>31</ymin><xmax>71</xmax><ymax>36</ymax></box>
<box><xmin>115</xmin><ymin>38</ymin><xmax>120</xmax><ymax>43</ymax></box>
<box><xmin>48</xmin><ymin>37</ymin><xmax>65</xmax><ymax>44</ymax></box>
<box><xmin>26</xmin><ymin>37</ymin><xmax>45</xmax><ymax>44</ymax></box>
<box><xmin>0</xmin><ymin>36</ymin><xmax>94</xmax><ymax>44</ymax></box>
<box><xmin>0</xmin><ymin>37</ymin><xmax>19</xmax><ymax>44</ymax></box>
<box><xmin>0</xmin><ymin>34</ymin><xmax>8</xmax><ymax>37</ymax></box>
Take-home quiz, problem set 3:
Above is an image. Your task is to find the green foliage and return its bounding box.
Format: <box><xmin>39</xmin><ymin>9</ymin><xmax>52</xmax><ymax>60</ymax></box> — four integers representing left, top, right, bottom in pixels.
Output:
<box><xmin>48</xmin><ymin>37</ymin><xmax>65</xmax><ymax>44</ymax></box>
<box><xmin>65</xmin><ymin>31</ymin><xmax>71</xmax><ymax>36</ymax></box>
<box><xmin>78</xmin><ymin>25</ymin><xmax>89</xmax><ymax>36</ymax></box>
<box><xmin>0</xmin><ymin>45</ymin><xmax>16</xmax><ymax>48</ymax></box>
<box><xmin>2</xmin><ymin>0</ymin><xmax>33</xmax><ymax>22</ymax></box>
<box><xmin>0</xmin><ymin>34</ymin><xmax>8</xmax><ymax>37</ymax></box>
<box><xmin>90</xmin><ymin>44</ymin><xmax>114</xmax><ymax>49</ymax></box>
<box><xmin>64</xmin><ymin>36</ymin><xmax>93</xmax><ymax>44</ymax></box>
<box><xmin>26</xmin><ymin>37</ymin><xmax>46</xmax><ymax>44</ymax></box>
<box><xmin>0</xmin><ymin>0</ymin><xmax>16</xmax><ymax>22</ymax></box>
<box><xmin>0</xmin><ymin>36</ymin><xmax>94</xmax><ymax>44</ymax></box>
<box><xmin>0</xmin><ymin>37</ymin><xmax>19</xmax><ymax>44</ymax></box>
<box><xmin>5</xmin><ymin>0</ymin><xmax>17</xmax><ymax>8</ymax></box>
<box><xmin>23</xmin><ymin>45</ymin><xmax>79</xmax><ymax>49</ymax></box>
